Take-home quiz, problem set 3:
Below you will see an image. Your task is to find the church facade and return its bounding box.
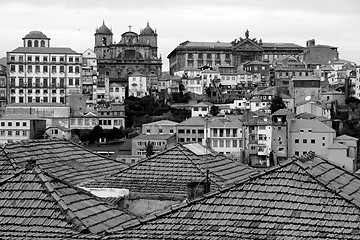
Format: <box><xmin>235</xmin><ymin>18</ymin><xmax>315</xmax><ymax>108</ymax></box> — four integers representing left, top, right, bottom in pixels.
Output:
<box><xmin>94</xmin><ymin>21</ymin><xmax>162</xmax><ymax>89</ymax></box>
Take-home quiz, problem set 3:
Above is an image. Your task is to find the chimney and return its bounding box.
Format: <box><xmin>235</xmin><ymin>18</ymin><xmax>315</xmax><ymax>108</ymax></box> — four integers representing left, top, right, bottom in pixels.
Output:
<box><xmin>187</xmin><ymin>180</ymin><xmax>210</xmax><ymax>200</ymax></box>
<box><xmin>25</xmin><ymin>157</ymin><xmax>36</xmax><ymax>170</ymax></box>
<box><xmin>187</xmin><ymin>170</ymin><xmax>211</xmax><ymax>200</ymax></box>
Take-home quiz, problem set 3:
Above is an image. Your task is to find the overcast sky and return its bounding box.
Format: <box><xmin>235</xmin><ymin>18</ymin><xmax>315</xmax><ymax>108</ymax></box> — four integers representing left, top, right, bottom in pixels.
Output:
<box><xmin>1</xmin><ymin>0</ymin><xmax>359</xmax><ymax>71</ymax></box>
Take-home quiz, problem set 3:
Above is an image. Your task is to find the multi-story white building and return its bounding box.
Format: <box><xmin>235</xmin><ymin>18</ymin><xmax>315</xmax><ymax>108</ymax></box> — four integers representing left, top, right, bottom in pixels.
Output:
<box><xmin>82</xmin><ymin>48</ymin><xmax>98</xmax><ymax>107</ymax></box>
<box><xmin>0</xmin><ymin>115</ymin><xmax>46</xmax><ymax>144</ymax></box>
<box><xmin>7</xmin><ymin>30</ymin><xmax>82</xmax><ymax>104</ymax></box>
<box><xmin>208</xmin><ymin>117</ymin><xmax>243</xmax><ymax>155</ymax></box>
<box><xmin>355</xmin><ymin>65</ymin><xmax>360</xmax><ymax>99</ymax></box>
<box><xmin>128</xmin><ymin>72</ymin><xmax>149</xmax><ymax>98</ymax></box>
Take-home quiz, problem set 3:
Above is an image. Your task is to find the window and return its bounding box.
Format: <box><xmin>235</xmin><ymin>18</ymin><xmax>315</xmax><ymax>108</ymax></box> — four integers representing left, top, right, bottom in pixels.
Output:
<box><xmin>60</xmin><ymin>66</ymin><xmax>64</xmax><ymax>73</ymax></box>
<box><xmin>213</xmin><ymin>139</ymin><xmax>218</xmax><ymax>147</ymax></box>
<box><xmin>69</xmin><ymin>57</ymin><xmax>73</xmax><ymax>62</ymax></box>
<box><xmin>15</xmin><ymin>122</ymin><xmax>20</xmax><ymax>127</ymax></box>
<box><xmin>69</xmin><ymin>66</ymin><xmax>73</xmax><ymax>73</ymax></box>
<box><xmin>60</xmin><ymin>57</ymin><xmax>64</xmax><ymax>62</ymax></box>
<box><xmin>8</xmin><ymin>131</ymin><xmax>12</xmax><ymax>136</ymax></box>
<box><xmin>10</xmin><ymin>65</ymin><xmax>15</xmax><ymax>72</ymax></box>
<box><xmin>226</xmin><ymin>140</ymin><xmax>230</xmax><ymax>147</ymax></box>
<box><xmin>0</xmin><ymin>122</ymin><xmax>4</xmax><ymax>126</ymax></box>
<box><xmin>23</xmin><ymin>131</ymin><xmax>27</xmax><ymax>136</ymax></box>
<box><xmin>219</xmin><ymin>140</ymin><xmax>224</xmax><ymax>147</ymax></box>
<box><xmin>303</xmin><ymin>139</ymin><xmax>307</xmax><ymax>143</ymax></box>
<box><xmin>19</xmin><ymin>65</ymin><xmax>24</xmax><ymax>72</ymax></box>
<box><xmin>0</xmin><ymin>131</ymin><xmax>4</xmax><ymax>136</ymax></box>
<box><xmin>75</xmin><ymin>66</ymin><xmax>80</xmax><ymax>73</ymax></box>
<box><xmin>15</xmin><ymin>131</ymin><xmax>20</xmax><ymax>136</ymax></box>
<box><xmin>52</xmin><ymin>66</ymin><xmax>56</xmax><ymax>73</ymax></box>
<box><xmin>178</xmin><ymin>129</ymin><xmax>185</xmax><ymax>134</ymax></box>
<box><xmin>295</xmin><ymin>151</ymin><xmax>299</xmax><ymax>156</ymax></box>
<box><xmin>43</xmin><ymin>66</ymin><xmax>48</xmax><ymax>73</ymax></box>
<box><xmin>311</xmin><ymin>139</ymin><xmax>315</xmax><ymax>144</ymax></box>
<box><xmin>43</xmin><ymin>56</ymin><xmax>48</xmax><ymax>62</ymax></box>
<box><xmin>69</xmin><ymin>78</ymin><xmax>73</xmax><ymax>85</ymax></box>
<box><xmin>233</xmin><ymin>140</ymin><xmax>237</xmax><ymax>148</ymax></box>
<box><xmin>295</xmin><ymin>139</ymin><xmax>299</xmax><ymax>143</ymax></box>
<box><xmin>8</xmin><ymin>122</ymin><xmax>12</xmax><ymax>127</ymax></box>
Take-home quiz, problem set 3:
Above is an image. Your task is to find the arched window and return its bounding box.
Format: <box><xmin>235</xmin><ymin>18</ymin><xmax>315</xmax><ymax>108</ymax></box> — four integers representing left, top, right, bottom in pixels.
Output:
<box><xmin>40</xmin><ymin>40</ymin><xmax>45</xmax><ymax>47</ymax></box>
<box><xmin>34</xmin><ymin>40</ymin><xmax>39</xmax><ymax>47</ymax></box>
<box><xmin>27</xmin><ymin>40</ymin><xmax>32</xmax><ymax>47</ymax></box>
<box><xmin>102</xmin><ymin>37</ymin><xmax>107</xmax><ymax>46</ymax></box>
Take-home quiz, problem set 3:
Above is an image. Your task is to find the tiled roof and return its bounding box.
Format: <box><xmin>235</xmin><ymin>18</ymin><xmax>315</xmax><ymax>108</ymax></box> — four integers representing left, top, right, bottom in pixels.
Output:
<box><xmin>142</xmin><ymin>120</ymin><xmax>179</xmax><ymax>126</ymax></box>
<box><xmin>105</xmin><ymin>153</ymin><xmax>360</xmax><ymax>239</ymax></box>
<box><xmin>208</xmin><ymin>118</ymin><xmax>242</xmax><ymax>128</ymax></box>
<box><xmin>292</xmin><ymin>76</ymin><xmax>320</xmax><ymax>81</ymax></box>
<box><xmin>290</xmin><ymin>119</ymin><xmax>335</xmax><ymax>133</ymax></box>
<box><xmin>0</xmin><ymin>114</ymin><xmax>44</xmax><ymax>120</ymax></box>
<box><xmin>335</xmin><ymin>134</ymin><xmax>358</xmax><ymax>141</ymax></box>
<box><xmin>177</xmin><ymin>116</ymin><xmax>206</xmax><ymax>126</ymax></box>
<box><xmin>9</xmin><ymin>47</ymin><xmax>79</xmax><ymax>54</ymax></box>
<box><xmin>0</xmin><ymin>139</ymin><xmax>128</xmax><ymax>185</ymax></box>
<box><xmin>132</xmin><ymin>134</ymin><xmax>174</xmax><ymax>140</ymax></box>
<box><xmin>81</xmin><ymin>145</ymin><xmax>258</xmax><ymax>199</ymax></box>
<box><xmin>192</xmin><ymin>102</ymin><xmax>212</xmax><ymax>107</ymax></box>
<box><xmin>0</xmin><ymin>161</ymin><xmax>136</xmax><ymax>238</ymax></box>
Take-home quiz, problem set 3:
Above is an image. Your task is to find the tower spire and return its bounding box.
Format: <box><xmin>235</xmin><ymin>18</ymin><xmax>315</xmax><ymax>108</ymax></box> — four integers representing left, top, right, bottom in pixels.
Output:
<box><xmin>128</xmin><ymin>25</ymin><xmax>132</xmax><ymax>32</ymax></box>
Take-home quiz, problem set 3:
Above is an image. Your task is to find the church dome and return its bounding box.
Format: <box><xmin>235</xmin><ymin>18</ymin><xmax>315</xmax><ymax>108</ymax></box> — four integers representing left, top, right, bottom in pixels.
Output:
<box><xmin>96</xmin><ymin>22</ymin><xmax>113</xmax><ymax>35</ymax></box>
<box><xmin>141</xmin><ymin>22</ymin><xmax>155</xmax><ymax>35</ymax></box>
<box><xmin>23</xmin><ymin>30</ymin><xmax>49</xmax><ymax>39</ymax></box>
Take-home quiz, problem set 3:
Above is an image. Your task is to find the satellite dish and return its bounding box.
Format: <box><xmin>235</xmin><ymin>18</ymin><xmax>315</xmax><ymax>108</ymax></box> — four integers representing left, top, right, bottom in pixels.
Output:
<box><xmin>305</xmin><ymin>96</ymin><xmax>311</xmax><ymax>101</ymax></box>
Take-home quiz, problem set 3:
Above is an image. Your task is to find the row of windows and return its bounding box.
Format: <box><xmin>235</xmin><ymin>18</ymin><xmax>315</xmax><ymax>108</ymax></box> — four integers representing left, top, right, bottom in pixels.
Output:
<box><xmin>99</xmin><ymin>119</ymin><xmax>123</xmax><ymax>126</ymax></box>
<box><xmin>11</xmin><ymin>89</ymin><xmax>65</xmax><ymax>95</ymax></box>
<box><xmin>278</xmin><ymin>71</ymin><xmax>311</xmax><ymax>77</ymax></box>
<box><xmin>212</xmin><ymin>139</ymin><xmax>242</xmax><ymax>148</ymax></box>
<box><xmin>295</xmin><ymin>139</ymin><xmax>316</xmax><ymax>144</ymax></box>
<box><xmin>193</xmin><ymin>107</ymin><xmax>208</xmax><ymax>111</ymax></box>
<box><xmin>137</xmin><ymin>141</ymin><xmax>165</xmax><ymax>146</ymax></box>
<box><xmin>10</xmin><ymin>65</ymin><xmax>80</xmax><ymax>73</ymax></box>
<box><xmin>70</xmin><ymin>118</ymin><xmax>98</xmax><ymax>126</ymax></box>
<box><xmin>178</xmin><ymin>138</ymin><xmax>202</xmax><ymax>143</ymax></box>
<box><xmin>187</xmin><ymin>53</ymin><xmax>231</xmax><ymax>60</ymax></box>
<box><xmin>178</xmin><ymin>129</ymin><xmax>204</xmax><ymax>134</ymax></box>
<box><xmin>212</xmin><ymin>129</ymin><xmax>239</xmax><ymax>137</ymax></box>
<box><xmin>0</xmin><ymin>130</ymin><xmax>28</xmax><ymax>137</ymax></box>
<box><xmin>0</xmin><ymin>121</ymin><xmax>27</xmax><ymax>127</ymax></box>
<box><xmin>10</xmin><ymin>55</ymin><xmax>80</xmax><ymax>63</ymax></box>
<box><xmin>10</xmin><ymin>96</ymin><xmax>65</xmax><ymax>103</ymax></box>
<box><xmin>10</xmin><ymin>77</ymin><xmax>80</xmax><ymax>87</ymax></box>
<box><xmin>146</xmin><ymin>129</ymin><xmax>174</xmax><ymax>134</ymax></box>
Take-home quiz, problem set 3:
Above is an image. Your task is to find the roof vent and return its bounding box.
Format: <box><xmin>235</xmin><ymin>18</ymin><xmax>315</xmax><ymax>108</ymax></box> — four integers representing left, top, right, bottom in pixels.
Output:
<box><xmin>25</xmin><ymin>157</ymin><xmax>37</xmax><ymax>170</ymax></box>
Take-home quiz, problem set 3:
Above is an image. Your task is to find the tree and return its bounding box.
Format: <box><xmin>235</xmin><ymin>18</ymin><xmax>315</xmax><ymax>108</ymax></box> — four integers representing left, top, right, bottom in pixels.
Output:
<box><xmin>269</xmin><ymin>95</ymin><xmax>286</xmax><ymax>114</ymax></box>
<box><xmin>146</xmin><ymin>141</ymin><xmax>154</xmax><ymax>157</ymax></box>
<box><xmin>210</xmin><ymin>105</ymin><xmax>220</xmax><ymax>116</ymax></box>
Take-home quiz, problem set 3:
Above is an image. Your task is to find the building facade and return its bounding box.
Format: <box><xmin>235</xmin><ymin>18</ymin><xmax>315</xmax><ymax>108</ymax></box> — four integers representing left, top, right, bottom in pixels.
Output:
<box><xmin>7</xmin><ymin>31</ymin><xmax>82</xmax><ymax>104</ymax></box>
<box><xmin>94</xmin><ymin>21</ymin><xmax>162</xmax><ymax>88</ymax></box>
<box><xmin>0</xmin><ymin>115</ymin><xmax>46</xmax><ymax>144</ymax></box>
<box><xmin>82</xmin><ymin>48</ymin><xmax>98</xmax><ymax>107</ymax></box>
<box><xmin>142</xmin><ymin>120</ymin><xmax>178</xmax><ymax>135</ymax></box>
<box><xmin>168</xmin><ymin>30</ymin><xmax>304</xmax><ymax>75</ymax></box>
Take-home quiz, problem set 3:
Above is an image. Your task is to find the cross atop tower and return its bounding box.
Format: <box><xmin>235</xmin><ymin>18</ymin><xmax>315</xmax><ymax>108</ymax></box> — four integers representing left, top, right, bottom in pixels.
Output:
<box><xmin>128</xmin><ymin>25</ymin><xmax>132</xmax><ymax>32</ymax></box>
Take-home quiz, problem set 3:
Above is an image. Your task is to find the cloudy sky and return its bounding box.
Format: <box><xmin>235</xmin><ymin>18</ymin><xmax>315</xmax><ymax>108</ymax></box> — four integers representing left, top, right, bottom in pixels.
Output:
<box><xmin>1</xmin><ymin>0</ymin><xmax>359</xmax><ymax>70</ymax></box>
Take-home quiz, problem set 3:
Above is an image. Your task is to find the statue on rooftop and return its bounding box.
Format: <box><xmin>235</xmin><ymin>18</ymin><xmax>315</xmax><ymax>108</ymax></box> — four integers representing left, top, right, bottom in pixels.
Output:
<box><xmin>245</xmin><ymin>29</ymin><xmax>249</xmax><ymax>39</ymax></box>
